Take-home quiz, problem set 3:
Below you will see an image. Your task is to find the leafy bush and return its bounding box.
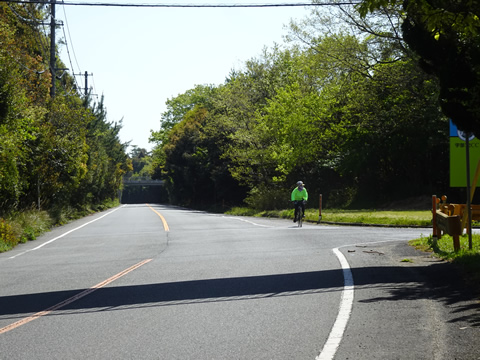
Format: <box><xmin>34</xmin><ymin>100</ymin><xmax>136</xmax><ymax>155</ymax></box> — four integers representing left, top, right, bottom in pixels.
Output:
<box><xmin>0</xmin><ymin>219</ymin><xmax>18</xmax><ymax>252</ymax></box>
<box><xmin>244</xmin><ymin>185</ymin><xmax>291</xmax><ymax>210</ymax></box>
<box><xmin>11</xmin><ymin>210</ymin><xmax>52</xmax><ymax>242</ymax></box>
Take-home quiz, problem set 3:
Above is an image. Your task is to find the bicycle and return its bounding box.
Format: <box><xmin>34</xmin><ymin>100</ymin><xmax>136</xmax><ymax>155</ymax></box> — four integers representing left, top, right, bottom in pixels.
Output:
<box><xmin>293</xmin><ymin>200</ymin><xmax>305</xmax><ymax>227</ymax></box>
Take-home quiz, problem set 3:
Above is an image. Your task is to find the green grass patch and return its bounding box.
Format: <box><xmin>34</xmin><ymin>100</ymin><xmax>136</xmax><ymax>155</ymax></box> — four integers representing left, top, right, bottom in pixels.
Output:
<box><xmin>409</xmin><ymin>234</ymin><xmax>480</xmax><ymax>291</ymax></box>
<box><xmin>226</xmin><ymin>207</ymin><xmax>431</xmax><ymax>226</ymax></box>
<box><xmin>319</xmin><ymin>209</ymin><xmax>431</xmax><ymax>226</ymax></box>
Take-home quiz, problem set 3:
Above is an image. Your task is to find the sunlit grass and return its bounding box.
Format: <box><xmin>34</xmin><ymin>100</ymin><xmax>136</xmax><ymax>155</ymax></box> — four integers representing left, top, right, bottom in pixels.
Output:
<box><xmin>410</xmin><ymin>234</ymin><xmax>480</xmax><ymax>289</ymax></box>
<box><xmin>1</xmin><ymin>199</ymin><xmax>122</xmax><ymax>253</ymax></box>
<box><xmin>227</xmin><ymin>207</ymin><xmax>432</xmax><ymax>226</ymax></box>
<box><xmin>317</xmin><ymin>209</ymin><xmax>431</xmax><ymax>226</ymax></box>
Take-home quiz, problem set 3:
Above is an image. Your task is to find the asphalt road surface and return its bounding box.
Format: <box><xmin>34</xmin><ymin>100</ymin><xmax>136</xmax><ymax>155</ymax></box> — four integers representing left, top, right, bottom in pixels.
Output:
<box><xmin>0</xmin><ymin>204</ymin><xmax>478</xmax><ymax>359</ymax></box>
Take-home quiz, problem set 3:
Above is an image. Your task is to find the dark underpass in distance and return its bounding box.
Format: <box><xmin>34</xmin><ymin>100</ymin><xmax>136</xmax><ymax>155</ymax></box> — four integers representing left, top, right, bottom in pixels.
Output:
<box><xmin>121</xmin><ymin>179</ymin><xmax>167</xmax><ymax>204</ymax></box>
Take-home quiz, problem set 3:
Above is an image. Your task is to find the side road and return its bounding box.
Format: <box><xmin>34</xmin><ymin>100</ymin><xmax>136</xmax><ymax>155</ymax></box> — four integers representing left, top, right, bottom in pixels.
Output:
<box><xmin>336</xmin><ymin>241</ymin><xmax>480</xmax><ymax>360</ymax></box>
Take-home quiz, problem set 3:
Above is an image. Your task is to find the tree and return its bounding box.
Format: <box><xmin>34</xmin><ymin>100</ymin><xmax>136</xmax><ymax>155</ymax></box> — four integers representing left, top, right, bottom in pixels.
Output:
<box><xmin>0</xmin><ymin>2</ymin><xmax>130</xmax><ymax>217</ymax></box>
<box><xmin>358</xmin><ymin>0</ymin><xmax>480</xmax><ymax>134</ymax></box>
<box><xmin>286</xmin><ymin>7</ymin><xmax>449</xmax><ymax>206</ymax></box>
<box><xmin>335</xmin><ymin>59</ymin><xmax>448</xmax><ymax>205</ymax></box>
<box><xmin>75</xmin><ymin>96</ymin><xmax>131</xmax><ymax>205</ymax></box>
<box><xmin>162</xmin><ymin>106</ymin><xmax>211</xmax><ymax>206</ymax></box>
<box><xmin>126</xmin><ymin>146</ymin><xmax>151</xmax><ymax>179</ymax></box>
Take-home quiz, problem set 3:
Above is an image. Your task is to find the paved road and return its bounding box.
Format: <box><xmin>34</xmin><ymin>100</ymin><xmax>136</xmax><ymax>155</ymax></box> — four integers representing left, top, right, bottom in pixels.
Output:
<box><xmin>0</xmin><ymin>204</ymin><xmax>478</xmax><ymax>359</ymax></box>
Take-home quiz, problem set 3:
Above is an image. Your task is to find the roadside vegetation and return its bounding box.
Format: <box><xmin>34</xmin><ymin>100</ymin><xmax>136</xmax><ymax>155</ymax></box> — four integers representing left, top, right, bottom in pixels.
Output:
<box><xmin>0</xmin><ymin>4</ymin><xmax>131</xmax><ymax>252</ymax></box>
<box><xmin>410</xmin><ymin>234</ymin><xmax>480</xmax><ymax>292</ymax></box>
<box><xmin>227</xmin><ymin>207</ymin><xmax>433</xmax><ymax>227</ymax></box>
<box><xmin>0</xmin><ymin>200</ymin><xmax>120</xmax><ymax>253</ymax></box>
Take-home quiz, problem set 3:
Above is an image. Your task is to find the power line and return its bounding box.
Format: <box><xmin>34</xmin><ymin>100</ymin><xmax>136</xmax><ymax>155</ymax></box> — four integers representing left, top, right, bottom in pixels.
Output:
<box><xmin>61</xmin><ymin>3</ymin><xmax>81</xmax><ymax>73</ymax></box>
<box><xmin>61</xmin><ymin>24</ymin><xmax>81</xmax><ymax>92</ymax></box>
<box><xmin>60</xmin><ymin>4</ymin><xmax>81</xmax><ymax>92</ymax></box>
<box><xmin>0</xmin><ymin>1</ymin><xmax>361</xmax><ymax>8</ymax></box>
<box><xmin>3</xmin><ymin>3</ymin><xmax>49</xmax><ymax>74</ymax></box>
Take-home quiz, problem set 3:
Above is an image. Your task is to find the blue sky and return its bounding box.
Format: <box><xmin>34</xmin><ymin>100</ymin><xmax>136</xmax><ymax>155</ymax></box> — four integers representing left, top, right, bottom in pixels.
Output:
<box><xmin>56</xmin><ymin>1</ymin><xmax>313</xmax><ymax>151</ymax></box>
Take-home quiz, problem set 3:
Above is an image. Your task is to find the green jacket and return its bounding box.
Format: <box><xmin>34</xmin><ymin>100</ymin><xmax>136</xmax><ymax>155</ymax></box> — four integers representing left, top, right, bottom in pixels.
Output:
<box><xmin>291</xmin><ymin>187</ymin><xmax>308</xmax><ymax>201</ymax></box>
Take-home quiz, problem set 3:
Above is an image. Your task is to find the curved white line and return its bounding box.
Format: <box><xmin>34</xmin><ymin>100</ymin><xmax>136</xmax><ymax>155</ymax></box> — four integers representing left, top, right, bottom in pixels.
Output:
<box><xmin>9</xmin><ymin>206</ymin><xmax>125</xmax><ymax>259</ymax></box>
<box><xmin>222</xmin><ymin>216</ymin><xmax>273</xmax><ymax>228</ymax></box>
<box><xmin>316</xmin><ymin>247</ymin><xmax>354</xmax><ymax>360</ymax></box>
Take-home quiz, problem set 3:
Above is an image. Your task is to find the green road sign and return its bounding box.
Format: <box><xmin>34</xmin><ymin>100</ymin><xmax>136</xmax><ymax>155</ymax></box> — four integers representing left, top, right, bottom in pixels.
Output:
<box><xmin>450</xmin><ymin>120</ymin><xmax>480</xmax><ymax>187</ymax></box>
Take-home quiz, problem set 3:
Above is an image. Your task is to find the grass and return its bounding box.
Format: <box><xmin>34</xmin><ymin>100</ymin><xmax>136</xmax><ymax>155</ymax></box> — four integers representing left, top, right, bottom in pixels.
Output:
<box><xmin>226</xmin><ymin>207</ymin><xmax>432</xmax><ymax>226</ymax></box>
<box><xmin>410</xmin><ymin>234</ymin><xmax>480</xmax><ymax>291</ymax></box>
<box><xmin>0</xmin><ymin>199</ymin><xmax>121</xmax><ymax>253</ymax></box>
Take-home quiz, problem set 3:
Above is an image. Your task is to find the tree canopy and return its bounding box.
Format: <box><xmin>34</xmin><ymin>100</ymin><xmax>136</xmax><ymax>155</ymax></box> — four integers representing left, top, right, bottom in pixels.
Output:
<box><xmin>358</xmin><ymin>0</ymin><xmax>480</xmax><ymax>135</ymax></box>
<box><xmin>149</xmin><ymin>4</ymin><xmax>450</xmax><ymax>209</ymax></box>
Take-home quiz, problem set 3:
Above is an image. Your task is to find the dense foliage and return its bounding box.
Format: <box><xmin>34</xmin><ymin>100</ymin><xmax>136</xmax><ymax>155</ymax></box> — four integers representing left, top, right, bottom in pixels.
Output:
<box><xmin>0</xmin><ymin>3</ymin><xmax>131</xmax><ymax>220</ymax></box>
<box><xmin>358</xmin><ymin>0</ymin><xmax>480</xmax><ymax>135</ymax></box>
<box><xmin>149</xmin><ymin>3</ymin><xmax>450</xmax><ymax>209</ymax></box>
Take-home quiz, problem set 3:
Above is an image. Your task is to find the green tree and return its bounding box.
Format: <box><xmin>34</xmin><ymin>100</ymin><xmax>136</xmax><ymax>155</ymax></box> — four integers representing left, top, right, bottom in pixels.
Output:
<box><xmin>336</xmin><ymin>59</ymin><xmax>448</xmax><ymax>205</ymax></box>
<box><xmin>75</xmin><ymin>97</ymin><xmax>131</xmax><ymax>205</ymax></box>
<box><xmin>0</xmin><ymin>2</ymin><xmax>130</xmax><ymax>218</ymax></box>
<box><xmin>126</xmin><ymin>146</ymin><xmax>151</xmax><ymax>179</ymax></box>
<box><xmin>0</xmin><ymin>3</ymin><xmax>50</xmax><ymax>213</ymax></box>
<box><xmin>162</xmin><ymin>106</ymin><xmax>211</xmax><ymax>206</ymax></box>
<box><xmin>358</xmin><ymin>0</ymin><xmax>480</xmax><ymax>134</ymax></box>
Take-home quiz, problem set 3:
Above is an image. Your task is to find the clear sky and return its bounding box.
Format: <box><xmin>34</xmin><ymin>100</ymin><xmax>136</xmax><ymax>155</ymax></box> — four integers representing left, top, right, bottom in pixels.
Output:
<box><xmin>55</xmin><ymin>1</ymin><xmax>313</xmax><ymax>152</ymax></box>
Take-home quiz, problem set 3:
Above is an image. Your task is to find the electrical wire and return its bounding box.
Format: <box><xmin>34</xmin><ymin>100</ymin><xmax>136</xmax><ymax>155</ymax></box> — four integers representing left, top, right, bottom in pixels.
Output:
<box><xmin>59</xmin><ymin>5</ymin><xmax>82</xmax><ymax>93</ymax></box>
<box><xmin>1</xmin><ymin>1</ymin><xmax>361</xmax><ymax>8</ymax></box>
<box><xmin>23</xmin><ymin>4</ymin><xmax>51</xmax><ymax>73</ymax></box>
<box><xmin>61</xmin><ymin>4</ymin><xmax>81</xmax><ymax>73</ymax></box>
<box><xmin>91</xmin><ymin>74</ymin><xmax>98</xmax><ymax>99</ymax></box>
<box><xmin>4</xmin><ymin>3</ymin><xmax>49</xmax><ymax>74</ymax></box>
<box><xmin>61</xmin><ymin>23</ymin><xmax>81</xmax><ymax>92</ymax></box>
<box><xmin>2</xmin><ymin>48</ymin><xmax>47</xmax><ymax>74</ymax></box>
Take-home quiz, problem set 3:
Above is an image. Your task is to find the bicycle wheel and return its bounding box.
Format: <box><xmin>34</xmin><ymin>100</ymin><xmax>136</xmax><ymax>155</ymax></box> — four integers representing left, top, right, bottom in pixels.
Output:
<box><xmin>298</xmin><ymin>208</ymin><xmax>303</xmax><ymax>227</ymax></box>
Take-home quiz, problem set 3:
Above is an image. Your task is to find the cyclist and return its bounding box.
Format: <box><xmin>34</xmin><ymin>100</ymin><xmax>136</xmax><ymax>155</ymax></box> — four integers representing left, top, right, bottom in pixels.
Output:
<box><xmin>291</xmin><ymin>181</ymin><xmax>308</xmax><ymax>222</ymax></box>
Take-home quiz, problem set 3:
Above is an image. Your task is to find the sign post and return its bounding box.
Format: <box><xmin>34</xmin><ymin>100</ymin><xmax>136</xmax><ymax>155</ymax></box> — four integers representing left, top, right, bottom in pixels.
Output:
<box><xmin>450</xmin><ymin>120</ymin><xmax>478</xmax><ymax>249</ymax></box>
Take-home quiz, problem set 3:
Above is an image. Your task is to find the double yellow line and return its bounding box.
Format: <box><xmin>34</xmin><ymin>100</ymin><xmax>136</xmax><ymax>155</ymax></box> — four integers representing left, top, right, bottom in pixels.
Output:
<box><xmin>147</xmin><ymin>204</ymin><xmax>170</xmax><ymax>232</ymax></box>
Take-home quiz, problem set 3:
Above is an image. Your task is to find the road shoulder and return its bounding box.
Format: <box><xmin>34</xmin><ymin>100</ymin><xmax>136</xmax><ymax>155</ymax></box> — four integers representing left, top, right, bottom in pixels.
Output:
<box><xmin>336</xmin><ymin>241</ymin><xmax>479</xmax><ymax>360</ymax></box>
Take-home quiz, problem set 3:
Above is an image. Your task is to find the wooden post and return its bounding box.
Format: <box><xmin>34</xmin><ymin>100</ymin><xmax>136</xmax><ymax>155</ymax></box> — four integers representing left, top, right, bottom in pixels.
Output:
<box><xmin>461</xmin><ymin>158</ymin><xmax>480</xmax><ymax>249</ymax></box>
<box><xmin>453</xmin><ymin>235</ymin><xmax>460</xmax><ymax>252</ymax></box>
<box><xmin>432</xmin><ymin>195</ymin><xmax>437</xmax><ymax>244</ymax></box>
<box><xmin>318</xmin><ymin>194</ymin><xmax>322</xmax><ymax>223</ymax></box>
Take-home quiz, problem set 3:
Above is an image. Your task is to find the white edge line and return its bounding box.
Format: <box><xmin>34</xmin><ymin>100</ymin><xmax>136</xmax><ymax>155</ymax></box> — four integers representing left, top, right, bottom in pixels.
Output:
<box><xmin>8</xmin><ymin>206</ymin><xmax>125</xmax><ymax>259</ymax></box>
<box><xmin>315</xmin><ymin>234</ymin><xmax>429</xmax><ymax>359</ymax></box>
<box><xmin>221</xmin><ymin>216</ymin><xmax>273</xmax><ymax>228</ymax></box>
<box><xmin>316</xmin><ymin>247</ymin><xmax>354</xmax><ymax>360</ymax></box>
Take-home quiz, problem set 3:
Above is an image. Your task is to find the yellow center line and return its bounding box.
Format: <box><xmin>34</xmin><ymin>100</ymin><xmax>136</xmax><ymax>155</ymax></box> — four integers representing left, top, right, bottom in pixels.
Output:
<box><xmin>0</xmin><ymin>259</ymin><xmax>152</xmax><ymax>335</ymax></box>
<box><xmin>146</xmin><ymin>204</ymin><xmax>170</xmax><ymax>232</ymax></box>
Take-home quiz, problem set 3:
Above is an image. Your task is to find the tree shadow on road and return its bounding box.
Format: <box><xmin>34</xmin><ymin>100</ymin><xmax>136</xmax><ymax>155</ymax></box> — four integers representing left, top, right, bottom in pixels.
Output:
<box><xmin>0</xmin><ymin>261</ymin><xmax>478</xmax><ymax>328</ymax></box>
<box><xmin>353</xmin><ymin>260</ymin><xmax>480</xmax><ymax>328</ymax></box>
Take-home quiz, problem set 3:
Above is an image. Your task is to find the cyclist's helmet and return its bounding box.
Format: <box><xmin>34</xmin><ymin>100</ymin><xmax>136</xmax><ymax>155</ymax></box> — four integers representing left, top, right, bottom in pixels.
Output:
<box><xmin>297</xmin><ymin>181</ymin><xmax>304</xmax><ymax>186</ymax></box>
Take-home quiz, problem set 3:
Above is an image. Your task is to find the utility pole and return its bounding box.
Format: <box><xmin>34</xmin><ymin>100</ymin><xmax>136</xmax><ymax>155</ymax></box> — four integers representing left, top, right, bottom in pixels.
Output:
<box><xmin>49</xmin><ymin>0</ymin><xmax>56</xmax><ymax>98</ymax></box>
<box><xmin>74</xmin><ymin>71</ymin><xmax>93</xmax><ymax>96</ymax></box>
